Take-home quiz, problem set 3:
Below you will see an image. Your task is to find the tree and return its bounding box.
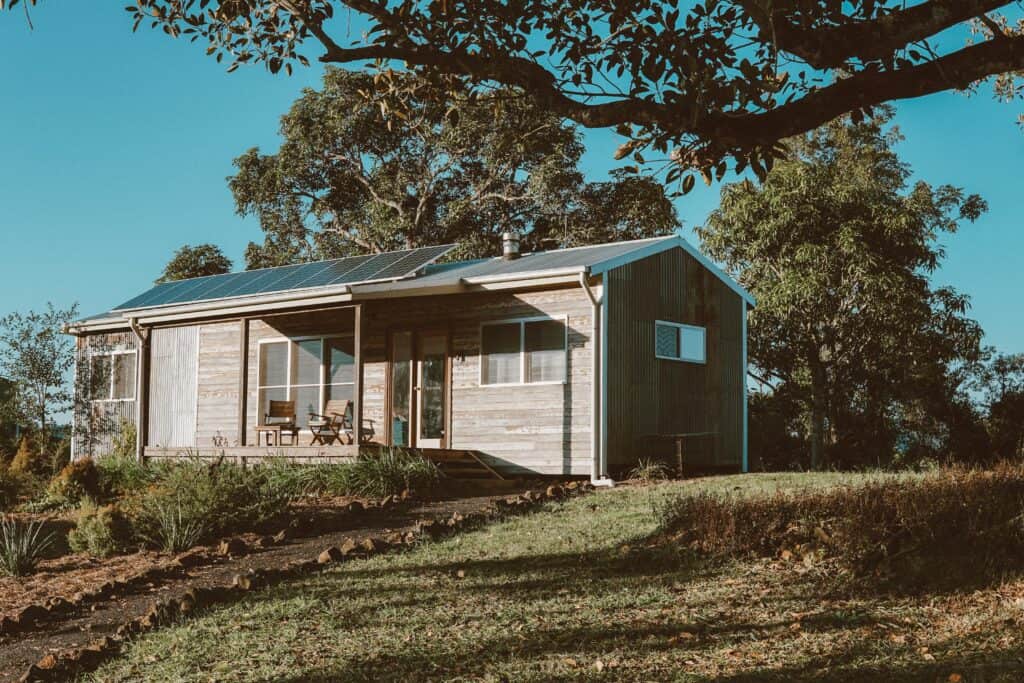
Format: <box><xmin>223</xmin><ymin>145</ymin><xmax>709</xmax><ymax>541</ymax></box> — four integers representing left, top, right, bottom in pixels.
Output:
<box><xmin>6</xmin><ymin>1</ymin><xmax>1020</xmax><ymax>188</ymax></box>
<box><xmin>158</xmin><ymin>244</ymin><xmax>233</xmax><ymax>282</ymax></box>
<box><xmin>0</xmin><ymin>303</ymin><xmax>78</xmax><ymax>443</ymax></box>
<box><xmin>972</xmin><ymin>350</ymin><xmax>1024</xmax><ymax>459</ymax></box>
<box><xmin>233</xmin><ymin>69</ymin><xmax>679</xmax><ymax>267</ymax></box>
<box><xmin>699</xmin><ymin>111</ymin><xmax>986</xmax><ymax>469</ymax></box>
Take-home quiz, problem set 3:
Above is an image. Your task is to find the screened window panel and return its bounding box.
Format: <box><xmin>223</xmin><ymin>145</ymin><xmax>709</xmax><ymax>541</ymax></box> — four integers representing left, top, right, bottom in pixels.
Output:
<box><xmin>655</xmin><ymin>323</ymin><xmax>681</xmax><ymax>359</ymax></box>
<box><xmin>328</xmin><ymin>337</ymin><xmax>354</xmax><ymax>385</ymax></box>
<box><xmin>325</xmin><ymin>383</ymin><xmax>353</xmax><ymax>405</ymax></box>
<box><xmin>91</xmin><ymin>355</ymin><xmax>113</xmax><ymax>399</ymax></box>
<box><xmin>260</xmin><ymin>342</ymin><xmax>289</xmax><ymax>387</ymax></box>
<box><xmin>293</xmin><ymin>339</ymin><xmax>322</xmax><ymax>386</ymax></box>
<box><xmin>112</xmin><ymin>353</ymin><xmax>137</xmax><ymax>400</ymax></box>
<box><xmin>525</xmin><ymin>320</ymin><xmax>566</xmax><ymax>383</ymax></box>
<box><xmin>481</xmin><ymin>323</ymin><xmax>521</xmax><ymax>385</ymax></box>
<box><xmin>292</xmin><ymin>386</ymin><xmax>320</xmax><ymax>429</ymax></box>
<box><xmin>680</xmin><ymin>326</ymin><xmax>706</xmax><ymax>363</ymax></box>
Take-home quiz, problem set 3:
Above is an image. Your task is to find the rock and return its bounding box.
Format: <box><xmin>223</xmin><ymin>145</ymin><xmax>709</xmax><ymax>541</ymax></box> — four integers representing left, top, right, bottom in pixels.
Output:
<box><xmin>14</xmin><ymin>605</ymin><xmax>47</xmax><ymax>625</ymax></box>
<box><xmin>36</xmin><ymin>655</ymin><xmax>58</xmax><ymax>670</ymax></box>
<box><xmin>173</xmin><ymin>548</ymin><xmax>208</xmax><ymax>568</ymax></box>
<box><xmin>360</xmin><ymin>537</ymin><xmax>383</xmax><ymax>553</ymax></box>
<box><xmin>272</xmin><ymin>528</ymin><xmax>290</xmax><ymax>544</ymax></box>
<box><xmin>384</xmin><ymin>532</ymin><xmax>405</xmax><ymax>546</ymax></box>
<box><xmin>232</xmin><ymin>573</ymin><xmax>254</xmax><ymax>590</ymax></box>
<box><xmin>546</xmin><ymin>484</ymin><xmax>565</xmax><ymax>499</ymax></box>
<box><xmin>338</xmin><ymin>538</ymin><xmax>359</xmax><ymax>556</ymax></box>
<box><xmin>218</xmin><ymin>537</ymin><xmax>248</xmax><ymax>557</ymax></box>
<box><xmin>346</xmin><ymin>501</ymin><xmax>364</xmax><ymax>514</ymax></box>
<box><xmin>0</xmin><ymin>616</ymin><xmax>15</xmax><ymax>634</ymax></box>
<box><xmin>19</xmin><ymin>664</ymin><xmax>44</xmax><ymax>682</ymax></box>
<box><xmin>44</xmin><ymin>597</ymin><xmax>70</xmax><ymax>612</ymax></box>
<box><xmin>318</xmin><ymin>547</ymin><xmax>344</xmax><ymax>564</ymax></box>
<box><xmin>400</xmin><ymin>488</ymin><xmax>412</xmax><ymax>500</ymax></box>
<box><xmin>379</xmin><ymin>495</ymin><xmax>397</xmax><ymax>508</ymax></box>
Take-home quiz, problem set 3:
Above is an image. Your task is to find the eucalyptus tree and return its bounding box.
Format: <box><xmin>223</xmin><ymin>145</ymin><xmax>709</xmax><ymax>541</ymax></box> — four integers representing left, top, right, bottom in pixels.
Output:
<box><xmin>700</xmin><ymin>111</ymin><xmax>986</xmax><ymax>469</ymax></box>
<box><xmin>232</xmin><ymin>68</ymin><xmax>679</xmax><ymax>267</ymax></box>
<box><xmin>158</xmin><ymin>243</ymin><xmax>234</xmax><ymax>282</ymax></box>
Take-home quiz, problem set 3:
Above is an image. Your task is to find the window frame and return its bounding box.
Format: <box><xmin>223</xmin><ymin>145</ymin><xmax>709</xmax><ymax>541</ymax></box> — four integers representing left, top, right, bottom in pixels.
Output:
<box><xmin>654</xmin><ymin>320</ymin><xmax>707</xmax><ymax>364</ymax></box>
<box><xmin>89</xmin><ymin>349</ymin><xmax>138</xmax><ymax>403</ymax></box>
<box><xmin>479</xmin><ymin>315</ymin><xmax>569</xmax><ymax>387</ymax></box>
<box><xmin>257</xmin><ymin>334</ymin><xmax>356</xmax><ymax>429</ymax></box>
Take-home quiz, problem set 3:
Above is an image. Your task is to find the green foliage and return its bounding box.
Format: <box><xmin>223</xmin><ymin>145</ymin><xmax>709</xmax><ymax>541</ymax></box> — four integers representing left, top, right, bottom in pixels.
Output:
<box><xmin>110</xmin><ymin>421</ymin><xmax>137</xmax><ymax>460</ymax></box>
<box><xmin>0</xmin><ymin>303</ymin><xmax>78</xmax><ymax>440</ymax></box>
<box><xmin>233</xmin><ymin>69</ymin><xmax>678</xmax><ymax>267</ymax></box>
<box><xmin>125</xmin><ymin>460</ymin><xmax>294</xmax><ymax>551</ymax></box>
<box><xmin>45</xmin><ymin>457</ymin><xmax>101</xmax><ymax>507</ymax></box>
<box><xmin>95</xmin><ymin>453</ymin><xmax>158</xmax><ymax>498</ymax></box>
<box><xmin>157</xmin><ymin>243</ymin><xmax>233</xmax><ymax>283</ymax></box>
<box><xmin>8</xmin><ymin>435</ymin><xmax>47</xmax><ymax>476</ymax></box>
<box><xmin>68</xmin><ymin>498</ymin><xmax>132</xmax><ymax>558</ymax></box>
<box><xmin>0</xmin><ymin>463</ymin><xmax>36</xmax><ymax>511</ymax></box>
<box><xmin>626</xmin><ymin>458</ymin><xmax>673</xmax><ymax>482</ymax></box>
<box><xmin>658</xmin><ymin>464</ymin><xmax>1024</xmax><ymax>590</ymax></box>
<box><xmin>0</xmin><ymin>516</ymin><xmax>53</xmax><ymax>577</ymax></box>
<box><xmin>332</xmin><ymin>449</ymin><xmax>440</xmax><ymax>499</ymax></box>
<box><xmin>971</xmin><ymin>350</ymin><xmax>1024</xmax><ymax>460</ymax></box>
<box><xmin>699</xmin><ymin>111</ymin><xmax>986</xmax><ymax>469</ymax></box>
<box><xmin>259</xmin><ymin>459</ymin><xmax>336</xmax><ymax>498</ymax></box>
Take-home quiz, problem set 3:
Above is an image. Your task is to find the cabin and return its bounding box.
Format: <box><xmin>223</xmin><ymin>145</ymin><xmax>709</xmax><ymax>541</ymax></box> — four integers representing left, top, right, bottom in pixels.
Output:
<box><xmin>67</xmin><ymin>235</ymin><xmax>754</xmax><ymax>482</ymax></box>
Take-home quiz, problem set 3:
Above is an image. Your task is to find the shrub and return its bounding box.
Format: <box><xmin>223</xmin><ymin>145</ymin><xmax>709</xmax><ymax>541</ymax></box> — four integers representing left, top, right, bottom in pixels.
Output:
<box><xmin>627</xmin><ymin>458</ymin><xmax>673</xmax><ymax>482</ymax></box>
<box><xmin>68</xmin><ymin>498</ymin><xmax>132</xmax><ymax>557</ymax></box>
<box><xmin>0</xmin><ymin>516</ymin><xmax>54</xmax><ymax>576</ymax></box>
<box><xmin>110</xmin><ymin>421</ymin><xmax>137</xmax><ymax>460</ymax></box>
<box><xmin>0</xmin><ymin>464</ymin><xmax>36</xmax><ymax>511</ymax></box>
<box><xmin>125</xmin><ymin>460</ymin><xmax>295</xmax><ymax>551</ymax></box>
<box><xmin>95</xmin><ymin>453</ymin><xmax>158</xmax><ymax>498</ymax></box>
<box><xmin>45</xmin><ymin>458</ymin><xmax>101</xmax><ymax>507</ymax></box>
<box><xmin>657</xmin><ymin>464</ymin><xmax>1024</xmax><ymax>590</ymax></box>
<box><xmin>260</xmin><ymin>459</ymin><xmax>336</xmax><ymax>498</ymax></box>
<box><xmin>333</xmin><ymin>449</ymin><xmax>441</xmax><ymax>498</ymax></box>
<box><xmin>9</xmin><ymin>436</ymin><xmax>43</xmax><ymax>476</ymax></box>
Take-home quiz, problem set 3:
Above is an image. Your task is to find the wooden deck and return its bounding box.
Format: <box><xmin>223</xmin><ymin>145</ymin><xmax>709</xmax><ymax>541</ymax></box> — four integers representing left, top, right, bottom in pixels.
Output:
<box><xmin>141</xmin><ymin>445</ymin><xmax>503</xmax><ymax>479</ymax></box>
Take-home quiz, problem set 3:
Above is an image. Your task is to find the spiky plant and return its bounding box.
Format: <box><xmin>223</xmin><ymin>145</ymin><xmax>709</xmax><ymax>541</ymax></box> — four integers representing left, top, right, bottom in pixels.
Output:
<box><xmin>0</xmin><ymin>516</ymin><xmax>54</xmax><ymax>577</ymax></box>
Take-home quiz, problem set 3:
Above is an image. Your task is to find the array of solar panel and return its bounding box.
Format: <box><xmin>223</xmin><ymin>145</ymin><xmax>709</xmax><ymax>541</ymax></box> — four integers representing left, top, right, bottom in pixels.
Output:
<box><xmin>113</xmin><ymin>244</ymin><xmax>456</xmax><ymax>311</ymax></box>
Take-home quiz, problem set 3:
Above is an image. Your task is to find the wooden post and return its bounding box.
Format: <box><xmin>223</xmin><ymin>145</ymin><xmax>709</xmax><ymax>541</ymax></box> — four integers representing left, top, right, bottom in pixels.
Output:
<box><xmin>238</xmin><ymin>317</ymin><xmax>249</xmax><ymax>447</ymax></box>
<box><xmin>353</xmin><ymin>304</ymin><xmax>363</xmax><ymax>447</ymax></box>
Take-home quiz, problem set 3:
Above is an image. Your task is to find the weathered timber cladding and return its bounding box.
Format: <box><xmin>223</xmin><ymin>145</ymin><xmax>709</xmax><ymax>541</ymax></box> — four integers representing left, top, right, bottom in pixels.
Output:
<box><xmin>361</xmin><ymin>286</ymin><xmax>594</xmax><ymax>476</ymax></box>
<box><xmin>148</xmin><ymin>326</ymin><xmax>199</xmax><ymax>448</ymax></box>
<box><xmin>606</xmin><ymin>249</ymin><xmax>745</xmax><ymax>469</ymax></box>
<box><xmin>73</xmin><ymin>332</ymin><xmax>138</xmax><ymax>459</ymax></box>
<box><xmin>194</xmin><ymin>322</ymin><xmax>242</xmax><ymax>447</ymax></box>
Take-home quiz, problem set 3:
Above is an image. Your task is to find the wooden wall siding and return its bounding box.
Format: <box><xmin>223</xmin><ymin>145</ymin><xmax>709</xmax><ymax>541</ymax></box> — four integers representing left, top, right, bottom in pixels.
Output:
<box><xmin>194</xmin><ymin>322</ymin><xmax>241</xmax><ymax>447</ymax></box>
<box><xmin>361</xmin><ymin>286</ymin><xmax>594</xmax><ymax>476</ymax></box>
<box><xmin>606</xmin><ymin>249</ymin><xmax>745</xmax><ymax>469</ymax></box>
<box><xmin>147</xmin><ymin>326</ymin><xmax>199</xmax><ymax>448</ymax></box>
<box><xmin>73</xmin><ymin>332</ymin><xmax>138</xmax><ymax>459</ymax></box>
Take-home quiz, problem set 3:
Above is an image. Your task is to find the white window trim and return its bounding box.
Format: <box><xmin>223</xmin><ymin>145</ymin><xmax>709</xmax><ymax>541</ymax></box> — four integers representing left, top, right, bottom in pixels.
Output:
<box><xmin>257</xmin><ymin>334</ymin><xmax>356</xmax><ymax>429</ymax></box>
<box><xmin>655</xmin><ymin>320</ymin><xmax>707</xmax><ymax>364</ymax></box>
<box><xmin>479</xmin><ymin>315</ymin><xmax>569</xmax><ymax>387</ymax></box>
<box><xmin>89</xmin><ymin>349</ymin><xmax>138</xmax><ymax>403</ymax></box>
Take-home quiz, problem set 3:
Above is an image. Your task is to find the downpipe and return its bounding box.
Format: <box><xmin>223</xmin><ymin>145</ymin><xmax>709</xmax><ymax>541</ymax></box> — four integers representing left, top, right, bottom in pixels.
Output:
<box><xmin>579</xmin><ymin>273</ymin><xmax>615</xmax><ymax>488</ymax></box>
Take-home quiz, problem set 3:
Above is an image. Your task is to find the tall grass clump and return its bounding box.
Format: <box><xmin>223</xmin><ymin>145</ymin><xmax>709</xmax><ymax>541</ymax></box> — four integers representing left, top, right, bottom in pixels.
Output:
<box><xmin>657</xmin><ymin>463</ymin><xmax>1024</xmax><ymax>590</ymax></box>
<box><xmin>68</xmin><ymin>498</ymin><xmax>132</xmax><ymax>558</ymax></box>
<box><xmin>334</xmin><ymin>449</ymin><xmax>441</xmax><ymax>498</ymax></box>
<box><xmin>260</xmin><ymin>459</ymin><xmax>336</xmax><ymax>498</ymax></box>
<box><xmin>125</xmin><ymin>459</ymin><xmax>295</xmax><ymax>551</ymax></box>
<box><xmin>95</xmin><ymin>453</ymin><xmax>160</xmax><ymax>497</ymax></box>
<box><xmin>627</xmin><ymin>458</ymin><xmax>673</xmax><ymax>482</ymax></box>
<box><xmin>0</xmin><ymin>516</ymin><xmax>54</xmax><ymax>576</ymax></box>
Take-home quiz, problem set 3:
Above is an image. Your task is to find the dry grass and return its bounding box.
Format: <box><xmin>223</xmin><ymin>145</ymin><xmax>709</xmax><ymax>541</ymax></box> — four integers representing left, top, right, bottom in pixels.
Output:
<box><xmin>85</xmin><ymin>472</ymin><xmax>1024</xmax><ymax>682</ymax></box>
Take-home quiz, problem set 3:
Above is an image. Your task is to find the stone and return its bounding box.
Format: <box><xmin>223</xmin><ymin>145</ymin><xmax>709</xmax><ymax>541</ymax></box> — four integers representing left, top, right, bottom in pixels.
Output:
<box><xmin>338</xmin><ymin>538</ymin><xmax>359</xmax><ymax>556</ymax></box>
<box><xmin>546</xmin><ymin>484</ymin><xmax>565</xmax><ymax>499</ymax></box>
<box><xmin>19</xmin><ymin>664</ymin><xmax>44</xmax><ymax>682</ymax></box>
<box><xmin>36</xmin><ymin>655</ymin><xmax>58</xmax><ymax>670</ymax></box>
<box><xmin>565</xmin><ymin>481</ymin><xmax>580</xmax><ymax>491</ymax></box>
<box><xmin>232</xmin><ymin>573</ymin><xmax>254</xmax><ymax>590</ymax></box>
<box><xmin>218</xmin><ymin>537</ymin><xmax>248</xmax><ymax>557</ymax></box>
<box><xmin>318</xmin><ymin>547</ymin><xmax>344</xmax><ymax>564</ymax></box>
<box><xmin>416</xmin><ymin>519</ymin><xmax>441</xmax><ymax>536</ymax></box>
<box><xmin>379</xmin><ymin>495</ymin><xmax>396</xmax><ymax>508</ymax></box>
<box><xmin>384</xmin><ymin>532</ymin><xmax>405</xmax><ymax>546</ymax></box>
<box><xmin>14</xmin><ymin>605</ymin><xmax>47</xmax><ymax>625</ymax></box>
<box><xmin>400</xmin><ymin>488</ymin><xmax>412</xmax><ymax>500</ymax></box>
<box><xmin>272</xmin><ymin>528</ymin><xmax>290</xmax><ymax>544</ymax></box>
<box><xmin>360</xmin><ymin>537</ymin><xmax>383</xmax><ymax>553</ymax></box>
<box><xmin>346</xmin><ymin>501</ymin><xmax>364</xmax><ymax>514</ymax></box>
<box><xmin>0</xmin><ymin>616</ymin><xmax>15</xmax><ymax>634</ymax></box>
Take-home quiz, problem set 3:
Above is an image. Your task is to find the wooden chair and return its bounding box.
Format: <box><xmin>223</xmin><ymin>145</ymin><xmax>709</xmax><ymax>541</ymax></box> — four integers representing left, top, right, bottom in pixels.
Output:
<box><xmin>255</xmin><ymin>400</ymin><xmax>299</xmax><ymax>447</ymax></box>
<box><xmin>309</xmin><ymin>399</ymin><xmax>353</xmax><ymax>446</ymax></box>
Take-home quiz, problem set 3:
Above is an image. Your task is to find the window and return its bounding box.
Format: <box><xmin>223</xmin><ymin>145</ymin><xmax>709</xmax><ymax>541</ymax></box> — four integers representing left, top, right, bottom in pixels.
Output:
<box><xmin>91</xmin><ymin>351</ymin><xmax>137</xmax><ymax>401</ymax></box>
<box><xmin>258</xmin><ymin>336</ymin><xmax>355</xmax><ymax>429</ymax></box>
<box><xmin>655</xmin><ymin>321</ymin><xmax>706</xmax><ymax>363</ymax></box>
<box><xmin>481</xmin><ymin>318</ymin><xmax>567</xmax><ymax>385</ymax></box>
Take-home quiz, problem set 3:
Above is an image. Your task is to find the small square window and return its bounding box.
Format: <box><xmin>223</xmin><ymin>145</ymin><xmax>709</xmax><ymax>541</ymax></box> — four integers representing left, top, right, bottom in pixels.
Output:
<box><xmin>655</xmin><ymin>321</ymin><xmax>706</xmax><ymax>364</ymax></box>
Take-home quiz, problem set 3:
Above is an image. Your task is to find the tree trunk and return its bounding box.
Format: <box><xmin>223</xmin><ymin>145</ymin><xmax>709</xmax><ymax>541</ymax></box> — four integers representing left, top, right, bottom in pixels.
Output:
<box><xmin>809</xmin><ymin>360</ymin><xmax>828</xmax><ymax>470</ymax></box>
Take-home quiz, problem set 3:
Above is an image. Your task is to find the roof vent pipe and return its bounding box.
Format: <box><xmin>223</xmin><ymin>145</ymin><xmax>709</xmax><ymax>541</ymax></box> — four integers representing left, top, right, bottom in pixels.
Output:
<box><xmin>502</xmin><ymin>231</ymin><xmax>521</xmax><ymax>260</ymax></box>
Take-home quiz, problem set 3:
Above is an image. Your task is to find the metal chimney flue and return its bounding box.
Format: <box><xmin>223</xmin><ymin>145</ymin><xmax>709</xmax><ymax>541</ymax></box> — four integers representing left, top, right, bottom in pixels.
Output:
<box><xmin>502</xmin><ymin>231</ymin><xmax>521</xmax><ymax>260</ymax></box>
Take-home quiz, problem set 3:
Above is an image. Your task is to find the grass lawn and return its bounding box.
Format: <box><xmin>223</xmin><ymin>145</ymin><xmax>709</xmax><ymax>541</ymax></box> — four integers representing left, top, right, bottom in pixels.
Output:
<box><xmin>86</xmin><ymin>472</ymin><xmax>1024</xmax><ymax>682</ymax></box>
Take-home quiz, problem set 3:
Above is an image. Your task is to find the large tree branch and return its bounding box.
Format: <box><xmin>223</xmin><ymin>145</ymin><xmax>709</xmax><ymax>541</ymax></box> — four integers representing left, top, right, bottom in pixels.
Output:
<box><xmin>740</xmin><ymin>0</ymin><xmax>1013</xmax><ymax>69</ymax></box>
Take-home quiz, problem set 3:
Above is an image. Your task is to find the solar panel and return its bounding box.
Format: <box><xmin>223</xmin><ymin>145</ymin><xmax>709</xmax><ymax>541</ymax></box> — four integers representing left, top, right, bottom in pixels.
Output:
<box><xmin>113</xmin><ymin>244</ymin><xmax>456</xmax><ymax>311</ymax></box>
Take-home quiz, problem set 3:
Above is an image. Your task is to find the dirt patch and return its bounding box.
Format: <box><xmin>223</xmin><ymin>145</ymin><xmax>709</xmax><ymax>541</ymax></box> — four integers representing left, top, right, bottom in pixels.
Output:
<box><xmin>0</xmin><ymin>484</ymin><xmax>566</xmax><ymax>682</ymax></box>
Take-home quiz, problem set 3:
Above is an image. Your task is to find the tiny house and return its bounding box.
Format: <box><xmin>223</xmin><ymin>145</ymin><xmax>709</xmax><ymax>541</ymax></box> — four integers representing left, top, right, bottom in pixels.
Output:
<box><xmin>68</xmin><ymin>235</ymin><xmax>753</xmax><ymax>482</ymax></box>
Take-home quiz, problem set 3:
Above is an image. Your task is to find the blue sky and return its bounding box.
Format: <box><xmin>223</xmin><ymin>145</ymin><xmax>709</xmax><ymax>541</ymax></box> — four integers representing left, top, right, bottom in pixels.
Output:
<box><xmin>0</xmin><ymin>3</ymin><xmax>1021</xmax><ymax>354</ymax></box>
